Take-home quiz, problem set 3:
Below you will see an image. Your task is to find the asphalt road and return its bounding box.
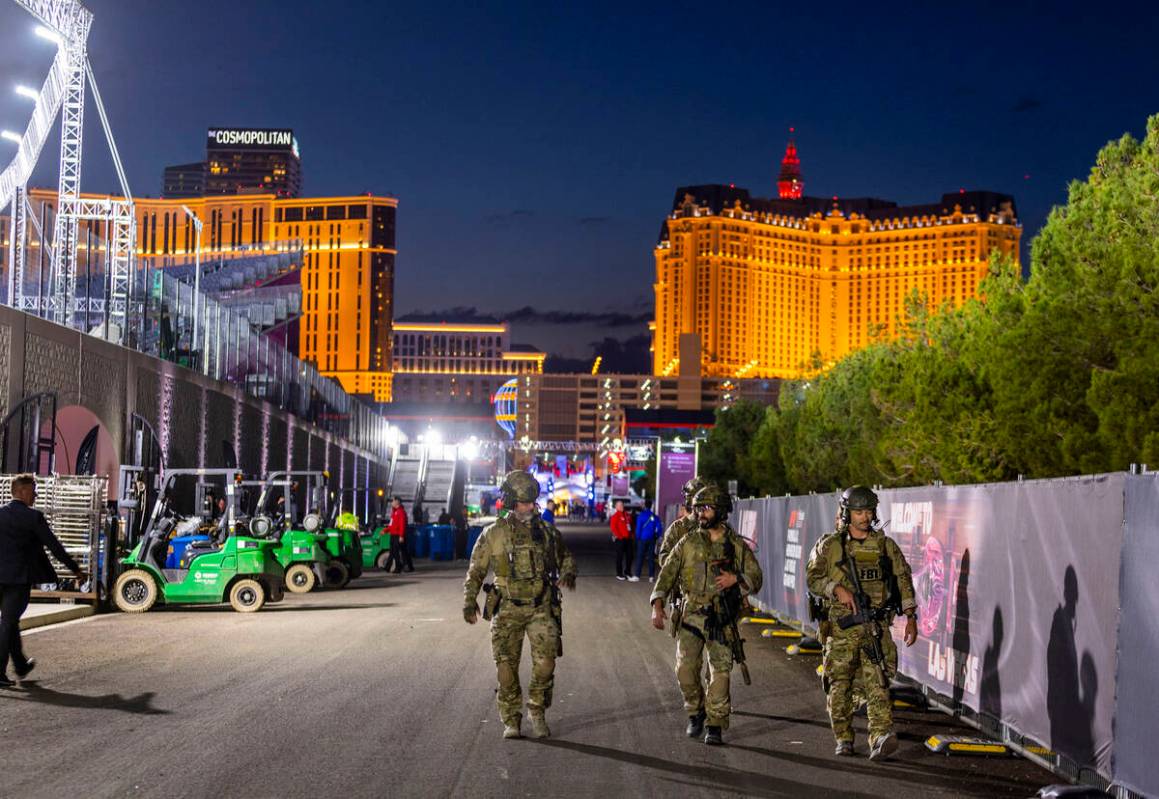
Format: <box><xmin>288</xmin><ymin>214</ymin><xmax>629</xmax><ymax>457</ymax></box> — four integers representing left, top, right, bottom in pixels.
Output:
<box><xmin>0</xmin><ymin>521</ymin><xmax>1056</xmax><ymax>798</ymax></box>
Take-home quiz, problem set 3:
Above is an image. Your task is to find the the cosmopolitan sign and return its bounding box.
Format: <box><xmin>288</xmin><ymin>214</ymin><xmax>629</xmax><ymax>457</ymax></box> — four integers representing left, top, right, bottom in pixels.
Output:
<box><xmin>207</xmin><ymin>128</ymin><xmax>299</xmax><ymax>156</ymax></box>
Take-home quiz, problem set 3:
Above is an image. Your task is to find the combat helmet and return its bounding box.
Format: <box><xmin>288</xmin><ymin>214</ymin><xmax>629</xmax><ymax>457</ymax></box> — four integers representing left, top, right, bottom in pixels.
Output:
<box><xmin>681</xmin><ymin>475</ymin><xmax>710</xmax><ymax>510</ymax></box>
<box><xmin>500</xmin><ymin>470</ymin><xmax>540</xmax><ymax>506</ymax></box>
<box><xmin>839</xmin><ymin>485</ymin><xmax>879</xmax><ymax>524</ymax></box>
<box><xmin>691</xmin><ymin>483</ymin><xmax>733</xmax><ymax>522</ymax></box>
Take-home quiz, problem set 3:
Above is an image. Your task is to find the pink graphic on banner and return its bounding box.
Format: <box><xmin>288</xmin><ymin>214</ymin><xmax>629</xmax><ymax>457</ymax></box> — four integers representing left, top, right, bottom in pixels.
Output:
<box><xmin>658</xmin><ymin>443</ymin><xmax>697</xmax><ymax>519</ymax></box>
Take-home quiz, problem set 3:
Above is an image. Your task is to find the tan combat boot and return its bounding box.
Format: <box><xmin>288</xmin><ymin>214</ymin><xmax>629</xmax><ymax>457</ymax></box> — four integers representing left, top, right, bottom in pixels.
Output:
<box><xmin>502</xmin><ymin>716</ymin><xmax>522</xmax><ymax>739</ymax></box>
<box><xmin>528</xmin><ymin>713</ymin><xmax>551</xmax><ymax>739</ymax></box>
<box><xmin>868</xmin><ymin>732</ymin><xmax>898</xmax><ymax>761</ymax></box>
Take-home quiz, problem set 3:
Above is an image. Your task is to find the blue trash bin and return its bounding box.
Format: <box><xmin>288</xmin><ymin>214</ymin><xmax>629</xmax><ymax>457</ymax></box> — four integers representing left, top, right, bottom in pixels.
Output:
<box><xmin>168</xmin><ymin>534</ymin><xmax>210</xmax><ymax>569</ymax></box>
<box><xmin>429</xmin><ymin>525</ymin><xmax>454</xmax><ymax>561</ymax></box>
<box><xmin>414</xmin><ymin>524</ymin><xmax>431</xmax><ymax>558</ymax></box>
<box><xmin>467</xmin><ymin>525</ymin><xmax>484</xmax><ymax>557</ymax></box>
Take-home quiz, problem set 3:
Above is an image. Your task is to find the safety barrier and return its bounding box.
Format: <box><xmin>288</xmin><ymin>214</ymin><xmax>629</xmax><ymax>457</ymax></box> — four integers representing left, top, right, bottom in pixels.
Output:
<box><xmin>734</xmin><ymin>470</ymin><xmax>1157</xmax><ymax>799</ymax></box>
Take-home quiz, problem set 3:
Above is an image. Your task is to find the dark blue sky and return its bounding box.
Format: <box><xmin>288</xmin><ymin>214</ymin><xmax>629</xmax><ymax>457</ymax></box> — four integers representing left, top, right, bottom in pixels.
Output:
<box><xmin>4</xmin><ymin>1</ymin><xmax>1159</xmax><ymax>360</ymax></box>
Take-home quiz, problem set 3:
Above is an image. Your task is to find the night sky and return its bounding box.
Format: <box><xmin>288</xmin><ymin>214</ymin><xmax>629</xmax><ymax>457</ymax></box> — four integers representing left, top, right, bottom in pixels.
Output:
<box><xmin>3</xmin><ymin>1</ymin><xmax>1159</xmax><ymax>364</ymax></box>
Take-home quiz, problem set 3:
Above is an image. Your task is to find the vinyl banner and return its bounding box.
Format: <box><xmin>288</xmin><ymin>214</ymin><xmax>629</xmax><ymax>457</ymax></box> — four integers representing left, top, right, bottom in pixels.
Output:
<box><xmin>880</xmin><ymin>476</ymin><xmax>1123</xmax><ymax>776</ymax></box>
<box><xmin>656</xmin><ymin>442</ymin><xmax>697</xmax><ymax>523</ymax></box>
<box><xmin>739</xmin><ymin>475</ymin><xmax>1127</xmax><ymax>779</ymax></box>
<box><xmin>1111</xmin><ymin>474</ymin><xmax>1159</xmax><ymax>798</ymax></box>
<box><xmin>738</xmin><ymin>492</ymin><xmax>839</xmax><ymax>624</ymax></box>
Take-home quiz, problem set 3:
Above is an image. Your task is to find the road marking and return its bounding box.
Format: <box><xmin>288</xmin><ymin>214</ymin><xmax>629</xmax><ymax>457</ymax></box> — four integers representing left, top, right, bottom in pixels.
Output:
<box><xmin>22</xmin><ymin>616</ymin><xmax>98</xmax><ymax>636</ymax></box>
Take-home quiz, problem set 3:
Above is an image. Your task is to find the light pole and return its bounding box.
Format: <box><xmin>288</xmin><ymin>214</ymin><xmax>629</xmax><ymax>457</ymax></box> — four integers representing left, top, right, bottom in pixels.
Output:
<box><xmin>180</xmin><ymin>206</ymin><xmax>205</xmax><ymax>373</ymax></box>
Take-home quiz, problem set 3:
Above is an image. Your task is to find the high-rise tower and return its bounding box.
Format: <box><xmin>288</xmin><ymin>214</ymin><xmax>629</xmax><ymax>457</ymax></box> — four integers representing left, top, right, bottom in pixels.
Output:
<box><xmin>777</xmin><ymin>130</ymin><xmax>804</xmax><ymax>199</ymax></box>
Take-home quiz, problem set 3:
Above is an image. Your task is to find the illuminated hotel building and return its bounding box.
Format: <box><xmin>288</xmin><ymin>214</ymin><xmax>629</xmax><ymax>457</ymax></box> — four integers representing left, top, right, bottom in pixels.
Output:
<box><xmin>512</xmin><ymin>373</ymin><xmax>778</xmax><ymax>444</ymax></box>
<box><xmin>652</xmin><ymin>140</ymin><xmax>1021</xmax><ymax>378</ymax></box>
<box><xmin>25</xmin><ymin>188</ymin><xmax>398</xmax><ymax>401</ymax></box>
<box><xmin>391</xmin><ymin>319</ymin><xmax>545</xmax><ymax>404</ymax></box>
<box><xmin>163</xmin><ymin>127</ymin><xmax>303</xmax><ymax>200</ymax></box>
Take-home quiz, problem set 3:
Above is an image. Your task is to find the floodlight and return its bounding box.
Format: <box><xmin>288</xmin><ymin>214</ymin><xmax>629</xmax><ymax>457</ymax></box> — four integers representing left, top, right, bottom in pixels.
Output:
<box><xmin>34</xmin><ymin>26</ymin><xmax>63</xmax><ymax>46</ymax></box>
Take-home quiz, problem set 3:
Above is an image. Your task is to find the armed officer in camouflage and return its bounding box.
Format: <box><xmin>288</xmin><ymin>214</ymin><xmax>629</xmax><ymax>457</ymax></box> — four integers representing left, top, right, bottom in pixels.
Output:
<box><xmin>650</xmin><ymin>484</ymin><xmax>762</xmax><ymax>746</ymax></box>
<box><xmin>806</xmin><ymin>486</ymin><xmax>917</xmax><ymax>760</ymax></box>
<box><xmin>463</xmin><ymin>471</ymin><xmax>576</xmax><ymax>740</ymax></box>
<box><xmin>657</xmin><ymin>476</ymin><xmax>709</xmax><ymax>567</ymax></box>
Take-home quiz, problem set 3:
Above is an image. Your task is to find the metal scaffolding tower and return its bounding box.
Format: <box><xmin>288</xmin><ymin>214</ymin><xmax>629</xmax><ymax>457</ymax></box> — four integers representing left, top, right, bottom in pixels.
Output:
<box><xmin>2</xmin><ymin>0</ymin><xmax>136</xmax><ymax>342</ymax></box>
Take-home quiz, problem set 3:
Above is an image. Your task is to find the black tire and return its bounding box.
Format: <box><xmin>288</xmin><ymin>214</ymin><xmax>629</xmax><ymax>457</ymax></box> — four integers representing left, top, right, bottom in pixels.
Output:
<box><xmin>114</xmin><ymin>569</ymin><xmax>158</xmax><ymax>613</ymax></box>
<box><xmin>229</xmin><ymin>578</ymin><xmax>266</xmax><ymax>613</ymax></box>
<box><xmin>323</xmin><ymin>559</ymin><xmax>350</xmax><ymax>588</ymax></box>
<box><xmin>285</xmin><ymin>563</ymin><xmax>316</xmax><ymax>594</ymax></box>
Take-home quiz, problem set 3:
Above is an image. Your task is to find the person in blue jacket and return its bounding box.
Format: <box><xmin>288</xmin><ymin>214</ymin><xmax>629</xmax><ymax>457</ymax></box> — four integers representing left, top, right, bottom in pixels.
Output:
<box><xmin>541</xmin><ymin>499</ymin><xmax>556</xmax><ymax>527</ymax></box>
<box><xmin>632</xmin><ymin>500</ymin><xmax>663</xmax><ymax>582</ymax></box>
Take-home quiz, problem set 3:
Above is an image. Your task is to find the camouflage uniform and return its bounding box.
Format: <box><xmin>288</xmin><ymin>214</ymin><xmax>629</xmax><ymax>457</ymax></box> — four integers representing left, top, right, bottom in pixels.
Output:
<box><xmin>650</xmin><ymin>523</ymin><xmax>763</xmax><ymax>730</ymax></box>
<box><xmin>805</xmin><ymin>526</ymin><xmax>916</xmax><ymax>746</ymax></box>
<box><xmin>464</xmin><ymin>512</ymin><xmax>576</xmax><ymax>728</ymax></box>
<box><xmin>657</xmin><ymin>513</ymin><xmax>699</xmax><ymax>568</ymax></box>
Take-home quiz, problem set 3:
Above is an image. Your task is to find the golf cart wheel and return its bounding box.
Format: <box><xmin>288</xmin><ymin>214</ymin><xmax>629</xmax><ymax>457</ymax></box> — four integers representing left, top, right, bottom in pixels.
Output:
<box><xmin>285</xmin><ymin>563</ymin><xmax>317</xmax><ymax>594</ymax></box>
<box><xmin>323</xmin><ymin>559</ymin><xmax>350</xmax><ymax>589</ymax></box>
<box><xmin>228</xmin><ymin>578</ymin><xmax>266</xmax><ymax>613</ymax></box>
<box><xmin>375</xmin><ymin>551</ymin><xmax>390</xmax><ymax>571</ymax></box>
<box><xmin>114</xmin><ymin>569</ymin><xmax>159</xmax><ymax>613</ymax></box>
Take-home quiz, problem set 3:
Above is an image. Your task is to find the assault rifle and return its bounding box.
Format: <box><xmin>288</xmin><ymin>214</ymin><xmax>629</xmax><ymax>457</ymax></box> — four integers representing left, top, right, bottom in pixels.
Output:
<box><xmin>710</xmin><ymin>544</ymin><xmax>751</xmax><ymax>686</ymax></box>
<box><xmin>836</xmin><ymin>532</ymin><xmax>890</xmax><ymax>689</ymax></box>
<box><xmin>537</xmin><ymin>517</ymin><xmax>564</xmax><ymax>657</ymax></box>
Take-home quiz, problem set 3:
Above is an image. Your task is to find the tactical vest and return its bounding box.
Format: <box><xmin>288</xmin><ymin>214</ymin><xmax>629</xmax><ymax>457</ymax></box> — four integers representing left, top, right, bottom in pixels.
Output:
<box><xmin>676</xmin><ymin>527</ymin><xmax>742</xmax><ymax>612</ymax></box>
<box><xmin>821</xmin><ymin>530</ymin><xmax>899</xmax><ymax>614</ymax></box>
<box><xmin>490</xmin><ymin>515</ymin><xmax>558</xmax><ymax>602</ymax></box>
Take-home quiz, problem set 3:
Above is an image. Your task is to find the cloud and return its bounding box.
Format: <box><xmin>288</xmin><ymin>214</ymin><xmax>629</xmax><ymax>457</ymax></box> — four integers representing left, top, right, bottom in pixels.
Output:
<box><xmin>400</xmin><ymin>305</ymin><xmax>651</xmax><ymax>328</ymax></box>
<box><xmin>1011</xmin><ymin>96</ymin><xmax>1042</xmax><ymax>113</ymax></box>
<box><xmin>483</xmin><ymin>209</ymin><xmax>535</xmax><ymax>228</ymax></box>
<box><xmin>505</xmin><ymin>306</ymin><xmax>651</xmax><ymax>327</ymax></box>
<box><xmin>544</xmin><ymin>333</ymin><xmax>652</xmax><ymax>374</ymax></box>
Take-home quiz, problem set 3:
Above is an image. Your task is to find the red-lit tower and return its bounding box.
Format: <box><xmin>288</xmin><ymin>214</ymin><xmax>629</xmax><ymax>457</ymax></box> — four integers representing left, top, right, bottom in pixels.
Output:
<box><xmin>777</xmin><ymin>129</ymin><xmax>804</xmax><ymax>199</ymax></box>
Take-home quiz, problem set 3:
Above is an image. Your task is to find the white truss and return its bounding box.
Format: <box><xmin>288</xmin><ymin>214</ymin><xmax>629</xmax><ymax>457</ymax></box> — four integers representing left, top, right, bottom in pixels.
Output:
<box><xmin>72</xmin><ymin>197</ymin><xmax>135</xmax><ymax>330</ymax></box>
<box><xmin>5</xmin><ymin>186</ymin><xmax>26</xmax><ymax>305</ymax></box>
<box><xmin>3</xmin><ymin>1</ymin><xmax>136</xmax><ymax>342</ymax></box>
<box><xmin>0</xmin><ymin>51</ymin><xmax>66</xmax><ymax>214</ymax></box>
<box><xmin>49</xmin><ymin>34</ymin><xmax>86</xmax><ymax>326</ymax></box>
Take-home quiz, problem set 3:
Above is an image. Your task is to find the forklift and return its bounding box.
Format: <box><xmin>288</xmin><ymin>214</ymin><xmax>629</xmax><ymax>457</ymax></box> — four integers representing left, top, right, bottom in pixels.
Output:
<box><xmin>359</xmin><ymin>488</ymin><xmax>393</xmax><ymax>571</ymax></box>
<box><xmin>321</xmin><ymin>487</ymin><xmax>369</xmax><ymax>588</ymax></box>
<box><xmin>112</xmin><ymin>468</ymin><xmax>285</xmax><ymax>613</ymax></box>
<box><xmin>245</xmin><ymin>471</ymin><xmax>332</xmax><ymax>593</ymax></box>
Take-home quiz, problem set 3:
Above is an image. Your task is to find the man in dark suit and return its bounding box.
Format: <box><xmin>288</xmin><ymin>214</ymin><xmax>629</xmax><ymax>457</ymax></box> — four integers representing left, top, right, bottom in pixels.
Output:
<box><xmin>0</xmin><ymin>474</ymin><xmax>86</xmax><ymax>687</ymax></box>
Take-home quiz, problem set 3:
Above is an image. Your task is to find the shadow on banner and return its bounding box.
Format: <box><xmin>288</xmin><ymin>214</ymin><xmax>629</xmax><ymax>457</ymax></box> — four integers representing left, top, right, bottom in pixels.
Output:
<box><xmin>737</xmin><ymin>473</ymin><xmax>1139</xmax><ymax>792</ymax></box>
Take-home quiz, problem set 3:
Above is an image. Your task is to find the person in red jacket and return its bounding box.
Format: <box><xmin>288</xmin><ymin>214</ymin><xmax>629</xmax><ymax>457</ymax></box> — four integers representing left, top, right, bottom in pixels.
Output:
<box><xmin>383</xmin><ymin>496</ymin><xmax>414</xmax><ymax>574</ymax></box>
<box><xmin>609</xmin><ymin>499</ymin><xmax>632</xmax><ymax>581</ymax></box>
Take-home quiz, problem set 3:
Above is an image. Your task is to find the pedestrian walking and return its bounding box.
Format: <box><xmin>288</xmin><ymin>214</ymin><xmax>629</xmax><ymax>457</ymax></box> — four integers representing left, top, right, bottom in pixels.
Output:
<box><xmin>806</xmin><ymin>486</ymin><xmax>918</xmax><ymax>760</ymax></box>
<box><xmin>383</xmin><ymin>496</ymin><xmax>414</xmax><ymax>573</ymax></box>
<box><xmin>609</xmin><ymin>500</ymin><xmax>632</xmax><ymax>580</ymax></box>
<box><xmin>463</xmin><ymin>471</ymin><xmax>576</xmax><ymax>739</ymax></box>
<box><xmin>1</xmin><ymin>475</ymin><xmax>87</xmax><ymax>687</ymax></box>
<box><xmin>633</xmin><ymin>500</ymin><xmax>662</xmax><ymax>582</ymax></box>
<box><xmin>650</xmin><ymin>484</ymin><xmax>762</xmax><ymax>745</ymax></box>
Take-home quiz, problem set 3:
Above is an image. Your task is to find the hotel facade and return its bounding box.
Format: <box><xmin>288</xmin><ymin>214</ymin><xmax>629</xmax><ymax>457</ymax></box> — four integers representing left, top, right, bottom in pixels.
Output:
<box><xmin>652</xmin><ymin>144</ymin><xmax>1021</xmax><ymax>378</ymax></box>
<box><xmin>24</xmin><ymin>189</ymin><xmax>398</xmax><ymax>401</ymax></box>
